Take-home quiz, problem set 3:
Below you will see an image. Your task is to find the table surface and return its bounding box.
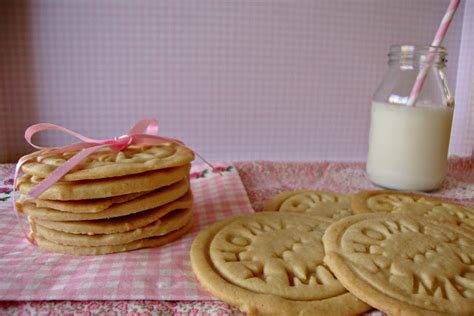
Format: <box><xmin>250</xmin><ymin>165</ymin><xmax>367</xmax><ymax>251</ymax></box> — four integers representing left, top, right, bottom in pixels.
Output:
<box><xmin>1</xmin><ymin>158</ymin><xmax>472</xmax><ymax>315</ymax></box>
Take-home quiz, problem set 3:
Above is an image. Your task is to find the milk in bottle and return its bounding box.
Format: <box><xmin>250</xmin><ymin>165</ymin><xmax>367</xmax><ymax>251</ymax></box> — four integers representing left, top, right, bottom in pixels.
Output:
<box><xmin>367</xmin><ymin>102</ymin><xmax>453</xmax><ymax>191</ymax></box>
<box><xmin>366</xmin><ymin>45</ymin><xmax>454</xmax><ymax>191</ymax></box>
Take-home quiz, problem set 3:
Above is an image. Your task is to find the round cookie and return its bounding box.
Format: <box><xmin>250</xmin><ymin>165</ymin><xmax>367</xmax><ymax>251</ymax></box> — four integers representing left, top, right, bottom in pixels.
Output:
<box><xmin>21</xmin><ymin>144</ymin><xmax>194</xmax><ymax>181</ymax></box>
<box><xmin>31</xmin><ymin>193</ymin><xmax>192</xmax><ymax>234</ymax></box>
<box><xmin>17</xmin><ymin>164</ymin><xmax>190</xmax><ymax>200</ymax></box>
<box><xmin>264</xmin><ymin>190</ymin><xmax>353</xmax><ymax>221</ymax></box>
<box><xmin>22</xmin><ymin>191</ymin><xmax>150</xmax><ymax>214</ymax></box>
<box><xmin>34</xmin><ymin>220</ymin><xmax>193</xmax><ymax>256</ymax></box>
<box><xmin>323</xmin><ymin>213</ymin><xmax>474</xmax><ymax>316</ymax></box>
<box><xmin>32</xmin><ymin>208</ymin><xmax>192</xmax><ymax>247</ymax></box>
<box><xmin>190</xmin><ymin>212</ymin><xmax>370</xmax><ymax>315</ymax></box>
<box><xmin>21</xmin><ymin>179</ymin><xmax>189</xmax><ymax>221</ymax></box>
<box><xmin>352</xmin><ymin>190</ymin><xmax>474</xmax><ymax>233</ymax></box>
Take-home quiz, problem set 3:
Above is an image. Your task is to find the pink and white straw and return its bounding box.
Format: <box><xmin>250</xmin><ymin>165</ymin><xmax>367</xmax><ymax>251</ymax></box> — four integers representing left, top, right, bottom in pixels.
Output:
<box><xmin>406</xmin><ymin>0</ymin><xmax>461</xmax><ymax>107</ymax></box>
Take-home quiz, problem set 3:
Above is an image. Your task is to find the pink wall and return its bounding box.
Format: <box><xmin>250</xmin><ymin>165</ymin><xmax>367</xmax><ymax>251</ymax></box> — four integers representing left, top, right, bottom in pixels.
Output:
<box><xmin>452</xmin><ymin>0</ymin><xmax>474</xmax><ymax>157</ymax></box>
<box><xmin>1</xmin><ymin>0</ymin><xmax>471</xmax><ymax>162</ymax></box>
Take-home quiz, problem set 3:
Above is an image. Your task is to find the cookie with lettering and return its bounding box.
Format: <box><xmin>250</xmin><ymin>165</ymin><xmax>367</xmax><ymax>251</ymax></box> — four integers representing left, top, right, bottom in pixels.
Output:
<box><xmin>20</xmin><ymin>179</ymin><xmax>189</xmax><ymax>221</ymax></box>
<box><xmin>34</xmin><ymin>220</ymin><xmax>193</xmax><ymax>256</ymax></box>
<box><xmin>352</xmin><ymin>190</ymin><xmax>474</xmax><ymax>233</ymax></box>
<box><xmin>323</xmin><ymin>213</ymin><xmax>474</xmax><ymax>316</ymax></box>
<box><xmin>190</xmin><ymin>212</ymin><xmax>370</xmax><ymax>315</ymax></box>
<box><xmin>21</xmin><ymin>144</ymin><xmax>194</xmax><ymax>181</ymax></box>
<box><xmin>264</xmin><ymin>190</ymin><xmax>353</xmax><ymax>221</ymax></box>
<box><xmin>17</xmin><ymin>164</ymin><xmax>190</xmax><ymax>200</ymax></box>
<box><xmin>32</xmin><ymin>208</ymin><xmax>192</xmax><ymax>247</ymax></box>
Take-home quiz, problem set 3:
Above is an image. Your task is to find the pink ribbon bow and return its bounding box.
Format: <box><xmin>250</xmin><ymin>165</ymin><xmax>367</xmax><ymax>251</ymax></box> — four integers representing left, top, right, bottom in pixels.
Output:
<box><xmin>15</xmin><ymin>119</ymin><xmax>196</xmax><ymax>199</ymax></box>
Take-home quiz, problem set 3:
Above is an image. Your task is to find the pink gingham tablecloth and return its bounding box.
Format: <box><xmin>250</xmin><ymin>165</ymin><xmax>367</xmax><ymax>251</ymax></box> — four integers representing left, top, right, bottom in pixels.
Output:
<box><xmin>0</xmin><ymin>163</ymin><xmax>254</xmax><ymax>302</ymax></box>
<box><xmin>1</xmin><ymin>157</ymin><xmax>473</xmax><ymax>315</ymax></box>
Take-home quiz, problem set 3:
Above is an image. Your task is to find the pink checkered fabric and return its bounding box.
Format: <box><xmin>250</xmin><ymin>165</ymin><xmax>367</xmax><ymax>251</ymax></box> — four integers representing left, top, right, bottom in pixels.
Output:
<box><xmin>0</xmin><ymin>163</ymin><xmax>254</xmax><ymax>300</ymax></box>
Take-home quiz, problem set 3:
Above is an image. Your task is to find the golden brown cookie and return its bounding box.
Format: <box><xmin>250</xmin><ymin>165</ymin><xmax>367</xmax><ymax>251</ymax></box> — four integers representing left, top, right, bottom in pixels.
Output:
<box><xmin>34</xmin><ymin>220</ymin><xmax>193</xmax><ymax>256</ymax></box>
<box><xmin>323</xmin><ymin>213</ymin><xmax>474</xmax><ymax>316</ymax></box>
<box><xmin>352</xmin><ymin>190</ymin><xmax>474</xmax><ymax>233</ymax></box>
<box><xmin>21</xmin><ymin>144</ymin><xmax>194</xmax><ymax>181</ymax></box>
<box><xmin>264</xmin><ymin>190</ymin><xmax>353</xmax><ymax>221</ymax></box>
<box><xmin>190</xmin><ymin>212</ymin><xmax>370</xmax><ymax>315</ymax></box>
<box><xmin>32</xmin><ymin>208</ymin><xmax>192</xmax><ymax>247</ymax></box>
<box><xmin>17</xmin><ymin>164</ymin><xmax>190</xmax><ymax>200</ymax></box>
<box><xmin>31</xmin><ymin>192</ymin><xmax>193</xmax><ymax>234</ymax></box>
<box><xmin>21</xmin><ymin>179</ymin><xmax>189</xmax><ymax>221</ymax></box>
<box><xmin>20</xmin><ymin>191</ymin><xmax>149</xmax><ymax>213</ymax></box>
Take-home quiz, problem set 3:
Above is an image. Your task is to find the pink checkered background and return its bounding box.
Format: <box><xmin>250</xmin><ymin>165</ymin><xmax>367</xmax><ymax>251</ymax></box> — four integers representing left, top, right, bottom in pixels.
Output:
<box><xmin>1</xmin><ymin>0</ymin><xmax>473</xmax><ymax>163</ymax></box>
<box><xmin>0</xmin><ymin>163</ymin><xmax>254</xmax><ymax>300</ymax></box>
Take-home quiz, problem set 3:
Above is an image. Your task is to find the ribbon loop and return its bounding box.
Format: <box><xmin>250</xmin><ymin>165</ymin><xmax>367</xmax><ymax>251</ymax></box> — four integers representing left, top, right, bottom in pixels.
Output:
<box><xmin>25</xmin><ymin>123</ymin><xmax>105</xmax><ymax>149</ymax></box>
<box><xmin>128</xmin><ymin>119</ymin><xmax>159</xmax><ymax>136</ymax></box>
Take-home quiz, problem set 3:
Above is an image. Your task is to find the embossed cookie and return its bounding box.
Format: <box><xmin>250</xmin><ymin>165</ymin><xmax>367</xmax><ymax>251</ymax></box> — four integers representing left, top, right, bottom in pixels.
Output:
<box><xmin>32</xmin><ymin>208</ymin><xmax>192</xmax><ymax>247</ymax></box>
<box><xmin>190</xmin><ymin>212</ymin><xmax>370</xmax><ymax>315</ymax></box>
<box><xmin>352</xmin><ymin>190</ymin><xmax>474</xmax><ymax>233</ymax></box>
<box><xmin>31</xmin><ymin>192</ymin><xmax>193</xmax><ymax>234</ymax></box>
<box><xmin>21</xmin><ymin>144</ymin><xmax>194</xmax><ymax>181</ymax></box>
<box><xmin>323</xmin><ymin>213</ymin><xmax>474</xmax><ymax>316</ymax></box>
<box><xmin>34</xmin><ymin>220</ymin><xmax>193</xmax><ymax>256</ymax></box>
<box><xmin>20</xmin><ymin>179</ymin><xmax>189</xmax><ymax>221</ymax></box>
<box><xmin>264</xmin><ymin>190</ymin><xmax>353</xmax><ymax>221</ymax></box>
<box><xmin>17</xmin><ymin>164</ymin><xmax>190</xmax><ymax>200</ymax></box>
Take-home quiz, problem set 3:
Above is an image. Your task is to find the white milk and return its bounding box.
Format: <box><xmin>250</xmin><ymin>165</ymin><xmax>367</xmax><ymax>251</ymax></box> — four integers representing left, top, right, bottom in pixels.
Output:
<box><xmin>367</xmin><ymin>102</ymin><xmax>453</xmax><ymax>191</ymax></box>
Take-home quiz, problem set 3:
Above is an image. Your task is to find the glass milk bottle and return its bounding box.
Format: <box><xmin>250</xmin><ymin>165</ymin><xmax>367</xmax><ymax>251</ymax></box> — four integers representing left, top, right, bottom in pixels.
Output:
<box><xmin>367</xmin><ymin>45</ymin><xmax>454</xmax><ymax>191</ymax></box>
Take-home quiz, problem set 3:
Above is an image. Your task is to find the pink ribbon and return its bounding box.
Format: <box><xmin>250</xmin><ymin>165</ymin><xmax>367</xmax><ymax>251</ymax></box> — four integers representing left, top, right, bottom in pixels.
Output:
<box><xmin>16</xmin><ymin>119</ymin><xmax>192</xmax><ymax>199</ymax></box>
<box><xmin>14</xmin><ymin>119</ymin><xmax>215</xmax><ymax>243</ymax></box>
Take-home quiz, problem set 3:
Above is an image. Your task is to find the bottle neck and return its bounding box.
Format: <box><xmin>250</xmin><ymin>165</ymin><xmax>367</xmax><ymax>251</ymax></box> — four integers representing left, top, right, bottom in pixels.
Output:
<box><xmin>388</xmin><ymin>45</ymin><xmax>447</xmax><ymax>69</ymax></box>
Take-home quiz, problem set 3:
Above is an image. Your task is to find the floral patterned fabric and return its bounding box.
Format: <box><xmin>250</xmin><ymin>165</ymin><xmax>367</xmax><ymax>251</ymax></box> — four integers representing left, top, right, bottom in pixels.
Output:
<box><xmin>1</xmin><ymin>300</ymin><xmax>243</xmax><ymax>316</ymax></box>
<box><xmin>1</xmin><ymin>157</ymin><xmax>472</xmax><ymax>315</ymax></box>
<box><xmin>236</xmin><ymin>157</ymin><xmax>474</xmax><ymax>212</ymax></box>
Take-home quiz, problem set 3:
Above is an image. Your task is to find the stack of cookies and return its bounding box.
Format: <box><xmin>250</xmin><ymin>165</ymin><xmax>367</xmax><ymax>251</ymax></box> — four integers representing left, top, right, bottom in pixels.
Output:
<box><xmin>16</xmin><ymin>144</ymin><xmax>195</xmax><ymax>256</ymax></box>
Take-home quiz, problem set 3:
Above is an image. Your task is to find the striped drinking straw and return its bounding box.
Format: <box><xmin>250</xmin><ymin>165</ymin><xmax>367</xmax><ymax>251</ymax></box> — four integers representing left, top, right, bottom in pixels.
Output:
<box><xmin>406</xmin><ymin>0</ymin><xmax>461</xmax><ymax>107</ymax></box>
